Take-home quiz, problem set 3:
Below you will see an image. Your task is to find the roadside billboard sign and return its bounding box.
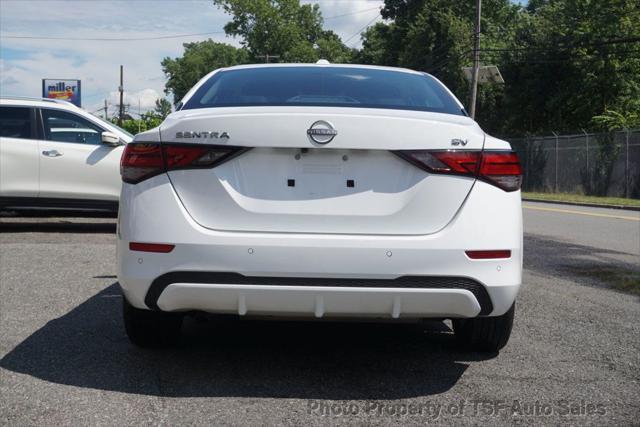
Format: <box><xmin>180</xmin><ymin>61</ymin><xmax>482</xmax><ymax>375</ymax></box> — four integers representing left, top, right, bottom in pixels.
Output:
<box><xmin>42</xmin><ymin>79</ymin><xmax>82</xmax><ymax>107</ymax></box>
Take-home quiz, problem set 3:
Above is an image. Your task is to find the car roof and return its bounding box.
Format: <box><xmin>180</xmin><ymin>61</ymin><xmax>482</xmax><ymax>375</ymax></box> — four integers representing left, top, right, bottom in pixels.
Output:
<box><xmin>217</xmin><ymin>62</ymin><xmax>425</xmax><ymax>76</ymax></box>
<box><xmin>0</xmin><ymin>96</ymin><xmax>134</xmax><ymax>142</ymax></box>
<box><xmin>0</xmin><ymin>97</ymin><xmax>79</xmax><ymax>109</ymax></box>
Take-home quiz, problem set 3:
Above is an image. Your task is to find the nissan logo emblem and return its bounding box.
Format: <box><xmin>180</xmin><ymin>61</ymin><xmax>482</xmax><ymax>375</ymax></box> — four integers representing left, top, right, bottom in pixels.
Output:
<box><xmin>307</xmin><ymin>120</ymin><xmax>338</xmax><ymax>144</ymax></box>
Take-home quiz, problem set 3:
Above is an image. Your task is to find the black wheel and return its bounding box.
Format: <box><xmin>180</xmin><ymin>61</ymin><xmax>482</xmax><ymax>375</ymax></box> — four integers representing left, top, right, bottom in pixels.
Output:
<box><xmin>122</xmin><ymin>297</ymin><xmax>183</xmax><ymax>348</ymax></box>
<box><xmin>452</xmin><ymin>303</ymin><xmax>515</xmax><ymax>352</ymax></box>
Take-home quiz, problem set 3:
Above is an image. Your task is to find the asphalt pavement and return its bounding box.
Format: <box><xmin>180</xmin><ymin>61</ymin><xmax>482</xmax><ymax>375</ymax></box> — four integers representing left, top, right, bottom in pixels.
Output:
<box><xmin>0</xmin><ymin>202</ymin><xmax>638</xmax><ymax>426</ymax></box>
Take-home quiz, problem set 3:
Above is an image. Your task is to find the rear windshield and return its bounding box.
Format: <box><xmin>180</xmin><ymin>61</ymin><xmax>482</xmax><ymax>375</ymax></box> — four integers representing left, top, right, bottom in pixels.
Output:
<box><xmin>182</xmin><ymin>66</ymin><xmax>465</xmax><ymax>116</ymax></box>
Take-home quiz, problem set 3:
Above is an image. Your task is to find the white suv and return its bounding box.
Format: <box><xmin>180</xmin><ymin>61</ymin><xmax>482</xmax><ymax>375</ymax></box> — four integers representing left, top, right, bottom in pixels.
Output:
<box><xmin>0</xmin><ymin>97</ymin><xmax>132</xmax><ymax>212</ymax></box>
<box><xmin>118</xmin><ymin>64</ymin><xmax>522</xmax><ymax>352</ymax></box>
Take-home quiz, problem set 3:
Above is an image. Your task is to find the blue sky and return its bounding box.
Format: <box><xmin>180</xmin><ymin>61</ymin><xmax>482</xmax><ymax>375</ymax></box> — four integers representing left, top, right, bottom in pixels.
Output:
<box><xmin>0</xmin><ymin>0</ymin><xmax>525</xmax><ymax>115</ymax></box>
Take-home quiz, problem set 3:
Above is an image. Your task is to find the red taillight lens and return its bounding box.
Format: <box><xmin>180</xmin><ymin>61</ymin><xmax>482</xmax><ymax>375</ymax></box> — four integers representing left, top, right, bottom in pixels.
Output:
<box><xmin>120</xmin><ymin>143</ymin><xmax>164</xmax><ymax>184</ymax></box>
<box><xmin>163</xmin><ymin>144</ymin><xmax>241</xmax><ymax>170</ymax></box>
<box><xmin>396</xmin><ymin>150</ymin><xmax>481</xmax><ymax>175</ymax></box>
<box><xmin>121</xmin><ymin>143</ymin><xmax>248</xmax><ymax>184</ymax></box>
<box><xmin>478</xmin><ymin>152</ymin><xmax>522</xmax><ymax>191</ymax></box>
<box><xmin>465</xmin><ymin>250</ymin><xmax>511</xmax><ymax>259</ymax></box>
<box><xmin>393</xmin><ymin>150</ymin><xmax>522</xmax><ymax>192</ymax></box>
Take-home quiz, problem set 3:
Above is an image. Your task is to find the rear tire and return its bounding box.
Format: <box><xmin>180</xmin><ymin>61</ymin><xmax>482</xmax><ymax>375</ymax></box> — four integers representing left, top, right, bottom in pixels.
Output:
<box><xmin>452</xmin><ymin>303</ymin><xmax>515</xmax><ymax>352</ymax></box>
<box><xmin>122</xmin><ymin>297</ymin><xmax>183</xmax><ymax>348</ymax></box>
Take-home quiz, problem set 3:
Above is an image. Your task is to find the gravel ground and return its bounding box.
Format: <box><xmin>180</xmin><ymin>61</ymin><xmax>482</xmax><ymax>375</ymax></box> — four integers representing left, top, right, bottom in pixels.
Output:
<box><xmin>0</xmin><ymin>203</ymin><xmax>638</xmax><ymax>426</ymax></box>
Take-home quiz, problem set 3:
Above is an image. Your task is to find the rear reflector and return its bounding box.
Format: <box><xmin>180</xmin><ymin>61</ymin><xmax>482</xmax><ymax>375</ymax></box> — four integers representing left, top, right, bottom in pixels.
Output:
<box><xmin>393</xmin><ymin>150</ymin><xmax>522</xmax><ymax>191</ymax></box>
<box><xmin>129</xmin><ymin>242</ymin><xmax>175</xmax><ymax>253</ymax></box>
<box><xmin>121</xmin><ymin>143</ymin><xmax>248</xmax><ymax>184</ymax></box>
<box><xmin>465</xmin><ymin>250</ymin><xmax>511</xmax><ymax>259</ymax></box>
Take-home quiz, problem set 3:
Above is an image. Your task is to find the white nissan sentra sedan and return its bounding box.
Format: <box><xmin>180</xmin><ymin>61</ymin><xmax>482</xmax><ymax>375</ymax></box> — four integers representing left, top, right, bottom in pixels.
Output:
<box><xmin>117</xmin><ymin>63</ymin><xmax>522</xmax><ymax>351</ymax></box>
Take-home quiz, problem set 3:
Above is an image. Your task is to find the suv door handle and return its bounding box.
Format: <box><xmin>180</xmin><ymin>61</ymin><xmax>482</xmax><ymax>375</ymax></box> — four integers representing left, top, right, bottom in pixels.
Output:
<box><xmin>42</xmin><ymin>150</ymin><xmax>63</xmax><ymax>157</ymax></box>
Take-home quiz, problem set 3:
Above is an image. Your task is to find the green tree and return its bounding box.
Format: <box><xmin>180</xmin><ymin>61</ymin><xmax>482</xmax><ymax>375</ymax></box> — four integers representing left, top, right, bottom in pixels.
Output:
<box><xmin>212</xmin><ymin>0</ymin><xmax>352</xmax><ymax>63</ymax></box>
<box><xmin>112</xmin><ymin>111</ymin><xmax>163</xmax><ymax>135</ymax></box>
<box><xmin>357</xmin><ymin>0</ymin><xmax>640</xmax><ymax>137</ymax></box>
<box><xmin>355</xmin><ymin>22</ymin><xmax>399</xmax><ymax>66</ymax></box>
<box><xmin>161</xmin><ymin>40</ymin><xmax>250</xmax><ymax>104</ymax></box>
<box><xmin>357</xmin><ymin>0</ymin><xmax>521</xmax><ymax>132</ymax></box>
<box><xmin>154</xmin><ymin>98</ymin><xmax>173</xmax><ymax>119</ymax></box>
<box><xmin>584</xmin><ymin>102</ymin><xmax>640</xmax><ymax>196</ymax></box>
<box><xmin>316</xmin><ymin>30</ymin><xmax>355</xmax><ymax>64</ymax></box>
<box><xmin>496</xmin><ymin>0</ymin><xmax>640</xmax><ymax>135</ymax></box>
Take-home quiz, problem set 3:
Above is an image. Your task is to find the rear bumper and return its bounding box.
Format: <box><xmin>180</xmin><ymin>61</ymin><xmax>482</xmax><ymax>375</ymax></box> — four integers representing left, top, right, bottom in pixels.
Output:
<box><xmin>117</xmin><ymin>176</ymin><xmax>523</xmax><ymax>318</ymax></box>
<box><xmin>157</xmin><ymin>284</ymin><xmax>483</xmax><ymax>319</ymax></box>
<box><xmin>145</xmin><ymin>272</ymin><xmax>493</xmax><ymax>318</ymax></box>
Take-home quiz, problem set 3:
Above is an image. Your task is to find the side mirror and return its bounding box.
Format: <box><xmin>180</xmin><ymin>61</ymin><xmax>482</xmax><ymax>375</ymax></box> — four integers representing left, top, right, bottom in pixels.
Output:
<box><xmin>101</xmin><ymin>131</ymin><xmax>122</xmax><ymax>146</ymax></box>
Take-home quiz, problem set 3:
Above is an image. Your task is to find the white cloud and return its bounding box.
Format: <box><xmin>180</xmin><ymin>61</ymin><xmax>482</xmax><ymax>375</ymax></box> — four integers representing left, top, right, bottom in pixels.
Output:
<box><xmin>0</xmin><ymin>0</ymin><xmax>384</xmax><ymax>113</ymax></box>
<box><xmin>108</xmin><ymin>88</ymin><xmax>162</xmax><ymax>114</ymax></box>
<box><xmin>318</xmin><ymin>1</ymin><xmax>384</xmax><ymax>47</ymax></box>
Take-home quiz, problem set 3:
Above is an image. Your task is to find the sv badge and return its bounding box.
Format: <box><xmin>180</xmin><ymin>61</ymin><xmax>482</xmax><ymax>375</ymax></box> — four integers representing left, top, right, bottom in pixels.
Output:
<box><xmin>451</xmin><ymin>138</ymin><xmax>468</xmax><ymax>146</ymax></box>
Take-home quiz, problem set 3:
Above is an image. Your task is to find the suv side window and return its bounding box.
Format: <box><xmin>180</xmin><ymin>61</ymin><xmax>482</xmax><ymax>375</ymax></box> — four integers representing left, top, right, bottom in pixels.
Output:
<box><xmin>0</xmin><ymin>106</ymin><xmax>33</xmax><ymax>139</ymax></box>
<box><xmin>42</xmin><ymin>109</ymin><xmax>103</xmax><ymax>145</ymax></box>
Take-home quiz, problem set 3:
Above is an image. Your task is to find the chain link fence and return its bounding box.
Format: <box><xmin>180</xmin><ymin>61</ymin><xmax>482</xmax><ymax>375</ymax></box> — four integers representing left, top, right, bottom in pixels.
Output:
<box><xmin>508</xmin><ymin>129</ymin><xmax>640</xmax><ymax>198</ymax></box>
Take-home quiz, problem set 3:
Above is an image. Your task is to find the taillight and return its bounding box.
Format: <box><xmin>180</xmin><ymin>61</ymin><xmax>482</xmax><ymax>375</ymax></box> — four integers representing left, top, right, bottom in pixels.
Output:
<box><xmin>393</xmin><ymin>150</ymin><xmax>522</xmax><ymax>192</ymax></box>
<box><xmin>120</xmin><ymin>144</ymin><xmax>164</xmax><ymax>184</ymax></box>
<box><xmin>121</xmin><ymin>143</ymin><xmax>248</xmax><ymax>184</ymax></box>
<box><xmin>478</xmin><ymin>151</ymin><xmax>522</xmax><ymax>192</ymax></box>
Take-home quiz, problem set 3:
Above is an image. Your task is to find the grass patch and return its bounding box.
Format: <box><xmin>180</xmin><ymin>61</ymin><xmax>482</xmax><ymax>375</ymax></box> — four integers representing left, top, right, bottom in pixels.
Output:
<box><xmin>523</xmin><ymin>192</ymin><xmax>640</xmax><ymax>208</ymax></box>
<box><xmin>565</xmin><ymin>267</ymin><xmax>640</xmax><ymax>295</ymax></box>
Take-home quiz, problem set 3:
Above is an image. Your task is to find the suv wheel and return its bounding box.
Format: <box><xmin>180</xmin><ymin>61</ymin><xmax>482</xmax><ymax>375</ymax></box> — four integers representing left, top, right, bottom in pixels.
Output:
<box><xmin>122</xmin><ymin>297</ymin><xmax>183</xmax><ymax>347</ymax></box>
<box><xmin>452</xmin><ymin>303</ymin><xmax>515</xmax><ymax>352</ymax></box>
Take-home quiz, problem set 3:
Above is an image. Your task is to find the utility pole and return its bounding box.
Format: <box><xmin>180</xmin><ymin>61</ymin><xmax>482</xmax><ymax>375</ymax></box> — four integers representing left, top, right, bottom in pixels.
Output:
<box><xmin>469</xmin><ymin>0</ymin><xmax>481</xmax><ymax>119</ymax></box>
<box><xmin>138</xmin><ymin>98</ymin><xmax>141</xmax><ymax>134</ymax></box>
<box><xmin>104</xmin><ymin>99</ymin><xmax>109</xmax><ymax>121</ymax></box>
<box><xmin>118</xmin><ymin>65</ymin><xmax>124</xmax><ymax>126</ymax></box>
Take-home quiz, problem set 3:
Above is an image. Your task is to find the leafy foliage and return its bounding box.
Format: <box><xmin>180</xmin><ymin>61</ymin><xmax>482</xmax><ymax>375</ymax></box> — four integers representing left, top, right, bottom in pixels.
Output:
<box><xmin>111</xmin><ymin>110</ymin><xmax>164</xmax><ymax>135</ymax></box>
<box><xmin>356</xmin><ymin>0</ymin><xmax>521</xmax><ymax>131</ymax></box>
<box><xmin>580</xmin><ymin>132</ymin><xmax>621</xmax><ymax>196</ymax></box>
<box><xmin>162</xmin><ymin>0</ymin><xmax>640</xmax><ymax>138</ymax></box>
<box><xmin>496</xmin><ymin>0</ymin><xmax>640</xmax><ymax>135</ymax></box>
<box><xmin>161</xmin><ymin>40</ymin><xmax>250</xmax><ymax>103</ymax></box>
<box><xmin>212</xmin><ymin>0</ymin><xmax>352</xmax><ymax>63</ymax></box>
<box><xmin>154</xmin><ymin>98</ymin><xmax>173</xmax><ymax>120</ymax></box>
<box><xmin>161</xmin><ymin>1</ymin><xmax>352</xmax><ymax>105</ymax></box>
<box><xmin>358</xmin><ymin>0</ymin><xmax>640</xmax><ymax>136</ymax></box>
<box><xmin>592</xmin><ymin>108</ymin><xmax>640</xmax><ymax>132</ymax></box>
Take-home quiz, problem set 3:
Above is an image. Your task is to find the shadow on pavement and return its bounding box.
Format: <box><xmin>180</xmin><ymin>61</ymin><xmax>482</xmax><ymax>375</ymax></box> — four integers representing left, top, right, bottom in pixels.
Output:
<box><xmin>0</xmin><ymin>284</ymin><xmax>492</xmax><ymax>399</ymax></box>
<box><xmin>0</xmin><ymin>210</ymin><xmax>116</xmax><ymax>218</ymax></box>
<box><xmin>524</xmin><ymin>233</ymin><xmax>640</xmax><ymax>295</ymax></box>
<box><xmin>0</xmin><ymin>221</ymin><xmax>115</xmax><ymax>234</ymax></box>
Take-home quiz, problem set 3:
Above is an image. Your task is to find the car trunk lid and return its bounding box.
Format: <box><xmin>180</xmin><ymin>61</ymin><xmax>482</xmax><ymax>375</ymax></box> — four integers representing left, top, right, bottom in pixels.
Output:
<box><xmin>161</xmin><ymin>107</ymin><xmax>484</xmax><ymax>235</ymax></box>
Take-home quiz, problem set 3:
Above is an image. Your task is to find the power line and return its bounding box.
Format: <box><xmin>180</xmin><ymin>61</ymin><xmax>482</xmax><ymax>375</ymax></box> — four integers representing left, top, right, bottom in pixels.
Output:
<box><xmin>477</xmin><ymin>37</ymin><xmax>640</xmax><ymax>53</ymax></box>
<box><xmin>481</xmin><ymin>48</ymin><xmax>640</xmax><ymax>59</ymax></box>
<box><xmin>1</xmin><ymin>31</ymin><xmax>225</xmax><ymax>42</ymax></box>
<box><xmin>427</xmin><ymin>49</ymin><xmax>640</xmax><ymax>77</ymax></box>
<box><xmin>488</xmin><ymin>56</ymin><xmax>640</xmax><ymax>65</ymax></box>
<box><xmin>255</xmin><ymin>54</ymin><xmax>281</xmax><ymax>63</ymax></box>
<box><xmin>324</xmin><ymin>7</ymin><xmax>380</xmax><ymax>20</ymax></box>
<box><xmin>344</xmin><ymin>12</ymin><xmax>381</xmax><ymax>45</ymax></box>
<box><xmin>428</xmin><ymin>47</ymin><xmax>473</xmax><ymax>74</ymax></box>
<box><xmin>2</xmin><ymin>8</ymin><xmax>385</xmax><ymax>42</ymax></box>
<box><xmin>427</xmin><ymin>37</ymin><xmax>640</xmax><ymax>74</ymax></box>
<box><xmin>426</xmin><ymin>34</ymin><xmax>640</xmax><ymax>73</ymax></box>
